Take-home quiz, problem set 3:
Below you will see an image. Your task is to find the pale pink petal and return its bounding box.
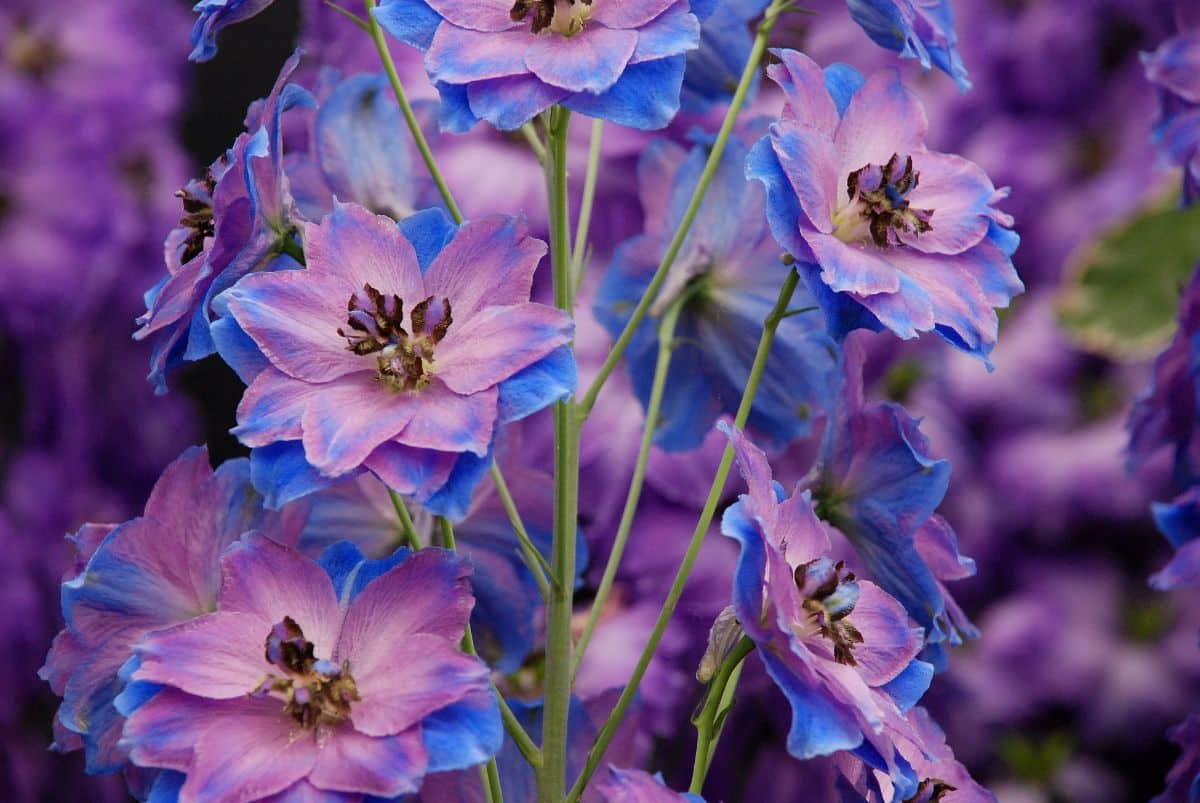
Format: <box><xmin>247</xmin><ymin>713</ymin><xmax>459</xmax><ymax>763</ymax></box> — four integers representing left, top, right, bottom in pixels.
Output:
<box><xmin>394</xmin><ymin>381</ymin><xmax>497</xmax><ymax>456</ymax></box>
<box><xmin>435</xmin><ymin>303</ymin><xmax>573</xmax><ymax>395</ymax></box>
<box><xmin>303</xmin><ymin>202</ymin><xmax>426</xmax><ymax>301</ymax></box>
<box><xmin>422</xmin><ymin>215</ymin><xmax>547</xmax><ymax>320</ymax></box>
<box><xmin>771</xmin><ymin>121</ymin><xmax>839</xmax><ymax>233</ymax></box>
<box><xmin>768</xmin><ymin>49</ymin><xmax>840</xmax><ymax>134</ymax></box>
<box><xmin>591</xmin><ymin>0</ymin><xmax>678</xmax><ymax>28</ymax></box>
<box><xmin>805</xmin><ymin>232</ymin><xmax>901</xmax><ymax>296</ymax></box>
<box><xmin>133</xmin><ymin>611</ymin><xmax>274</xmax><ymax>699</ymax></box>
<box><xmin>834</xmin><ymin>69</ymin><xmax>928</xmax><ymax>174</ymax></box>
<box><xmin>427</xmin><ymin>25</ymin><xmax>530</xmax><ymax>83</ymax></box>
<box><xmin>234</xmin><ymin>368</ymin><xmax>320</xmax><ymax>446</ymax></box>
<box><xmin>525</xmin><ymin>25</ymin><xmax>637</xmax><ymax>94</ymax></box>
<box><xmin>300</xmin><ymin>372</ymin><xmax>423</xmax><ymax>477</ymax></box>
<box><xmin>308</xmin><ymin>727</ymin><xmax>428</xmax><ymax>797</ymax></box>
<box><xmin>424</xmin><ymin>0</ymin><xmax>520</xmax><ymax>31</ymax></box>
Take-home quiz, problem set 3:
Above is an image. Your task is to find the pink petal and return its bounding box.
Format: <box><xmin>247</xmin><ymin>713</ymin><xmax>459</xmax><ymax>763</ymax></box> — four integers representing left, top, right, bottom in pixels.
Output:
<box><xmin>427</xmin><ymin>25</ymin><xmax>530</xmax><ymax>83</ymax></box>
<box><xmin>846</xmin><ymin>582</ymin><xmax>923</xmax><ymax>687</ymax></box>
<box><xmin>300</xmin><ymin>372</ymin><xmax>423</xmax><ymax>477</ymax></box>
<box><xmin>768</xmin><ymin>49</ymin><xmax>840</xmax><ymax>134</ymax></box>
<box><xmin>121</xmin><ymin>689</ymin><xmax>220</xmax><ymax>772</ymax></box>
<box><xmin>308</xmin><ymin>727</ymin><xmax>428</xmax><ymax>797</ymax></box>
<box><xmin>423</xmin><ymin>0</ymin><xmax>520</xmax><ymax>31</ymax></box>
<box><xmin>363</xmin><ymin>441</ymin><xmax>459</xmax><ymax>497</ymax></box>
<box><xmin>394</xmin><ymin>381</ymin><xmax>498</xmax><ymax>456</ymax></box>
<box><xmin>524</xmin><ymin>25</ymin><xmax>637</xmax><ymax>94</ymax></box>
<box><xmin>234</xmin><ymin>368</ymin><xmax>320</xmax><ymax>446</ymax></box>
<box><xmin>834</xmin><ymin>69</ymin><xmax>928</xmax><ymax>174</ymax></box>
<box><xmin>591</xmin><ymin>0</ymin><xmax>678</xmax><ymax>28</ymax></box>
<box><xmin>303</xmin><ymin>202</ymin><xmax>426</xmax><ymax>301</ymax></box>
<box><xmin>771</xmin><ymin>121</ymin><xmax>839</xmax><ymax>233</ymax></box>
<box><xmin>422</xmin><ymin>215</ymin><xmax>547</xmax><ymax>321</ymax></box>
<box><xmin>899</xmin><ymin>151</ymin><xmax>993</xmax><ymax>255</ymax></box>
<box><xmin>435</xmin><ymin>303</ymin><xmax>573</xmax><ymax>395</ymax></box>
<box><xmin>885</xmin><ymin>247</ymin><xmax>998</xmax><ymax>352</ymax></box>
<box><xmin>133</xmin><ymin>611</ymin><xmax>274</xmax><ymax>699</ymax></box>
<box><xmin>630</xmin><ymin>4</ymin><xmax>699</xmax><ymax>63</ymax></box>
<box><xmin>805</xmin><ymin>232</ymin><xmax>902</xmax><ymax>296</ymax></box>
<box><xmin>226</xmin><ymin>270</ymin><xmax>368</xmax><ymax>383</ymax></box>
<box><xmin>219</xmin><ymin>536</ymin><xmax>342</xmax><ymax>659</ymax></box>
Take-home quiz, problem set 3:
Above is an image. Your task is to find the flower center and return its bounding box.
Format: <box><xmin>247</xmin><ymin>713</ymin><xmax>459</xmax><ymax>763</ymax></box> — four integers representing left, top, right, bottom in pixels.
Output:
<box><xmin>338</xmin><ymin>284</ymin><xmax>453</xmax><ymax>392</ymax></box>
<box><xmin>906</xmin><ymin>778</ymin><xmax>957</xmax><ymax>803</ymax></box>
<box><xmin>176</xmin><ymin>173</ymin><xmax>216</xmax><ymax>264</ymax></box>
<box><xmin>510</xmin><ymin>0</ymin><xmax>593</xmax><ymax>36</ymax></box>
<box><xmin>794</xmin><ymin>557</ymin><xmax>863</xmax><ymax>666</ymax></box>
<box><xmin>833</xmin><ymin>153</ymin><xmax>933</xmax><ymax>248</ymax></box>
<box><xmin>254</xmin><ymin>617</ymin><xmax>360</xmax><ymax>730</ymax></box>
<box><xmin>7</xmin><ymin>25</ymin><xmax>61</xmax><ymax>80</ymax></box>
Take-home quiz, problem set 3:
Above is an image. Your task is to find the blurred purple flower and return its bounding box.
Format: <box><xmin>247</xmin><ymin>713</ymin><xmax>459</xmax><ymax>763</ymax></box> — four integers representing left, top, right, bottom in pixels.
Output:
<box><xmin>748</xmin><ymin>49</ymin><xmax>1022</xmax><ymax>362</ymax></box>
<box><xmin>596</xmin><ymin>767</ymin><xmax>704</xmax><ymax>802</ymax></box>
<box><xmin>1143</xmin><ymin>15</ymin><xmax>1200</xmax><ymax>203</ymax></box>
<box><xmin>118</xmin><ymin>536</ymin><xmax>500</xmax><ymax>800</ymax></box>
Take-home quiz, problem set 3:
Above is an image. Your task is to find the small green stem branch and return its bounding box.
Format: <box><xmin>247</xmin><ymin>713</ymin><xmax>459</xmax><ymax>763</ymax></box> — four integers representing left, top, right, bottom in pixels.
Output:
<box><xmin>388</xmin><ymin>490</ymin><xmax>423</xmax><ymax>550</ymax></box>
<box><xmin>571</xmin><ymin>119</ymin><xmax>604</xmax><ymax>300</ymax></box>
<box><xmin>571</xmin><ymin>291</ymin><xmax>687</xmax><ymax>681</ymax></box>
<box><xmin>490</xmin><ymin>463</ymin><xmax>554</xmax><ymax>598</ymax></box>
<box><xmin>576</xmin><ymin>0</ymin><xmax>788</xmax><ymax>419</ymax></box>
<box><xmin>690</xmin><ymin>636</ymin><xmax>755</xmax><ymax>794</ymax></box>
<box><xmin>539</xmin><ymin>105</ymin><xmax>581</xmax><ymax>803</ymax></box>
<box><xmin>566</xmin><ymin>268</ymin><xmax>801</xmax><ymax>803</ymax></box>
<box><xmin>364</xmin><ymin>0</ymin><xmax>464</xmax><ymax>224</ymax></box>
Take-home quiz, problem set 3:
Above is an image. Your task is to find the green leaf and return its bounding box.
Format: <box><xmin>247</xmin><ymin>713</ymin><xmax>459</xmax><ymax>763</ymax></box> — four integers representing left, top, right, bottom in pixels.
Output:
<box><xmin>1058</xmin><ymin>197</ymin><xmax>1200</xmax><ymax>359</ymax></box>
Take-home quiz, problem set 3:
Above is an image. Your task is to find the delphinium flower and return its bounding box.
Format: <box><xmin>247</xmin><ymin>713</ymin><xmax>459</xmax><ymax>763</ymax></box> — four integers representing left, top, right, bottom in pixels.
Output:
<box><xmin>721</xmin><ymin>423</ymin><xmax>937</xmax><ymax>797</ymax></box>
<box><xmin>1143</xmin><ymin>11</ymin><xmax>1200</xmax><ymax>203</ymax></box>
<box><xmin>811</xmin><ymin>336</ymin><xmax>977</xmax><ymax>667</ymax></box>
<box><xmin>135</xmin><ymin>52</ymin><xmax>313</xmax><ymax>393</ymax></box>
<box><xmin>219</xmin><ymin>202</ymin><xmax>575</xmax><ymax>515</ymax></box>
<box><xmin>748</xmin><ymin>49</ymin><xmax>1022</xmax><ymax>363</ymax></box>
<box><xmin>845</xmin><ymin>0</ymin><xmax>970</xmax><ymax>91</ymax></box>
<box><xmin>1156</xmin><ymin>715</ymin><xmax>1200</xmax><ymax>803</ymax></box>
<box><xmin>189</xmin><ymin>0</ymin><xmax>278</xmax><ymax>62</ymax></box>
<box><xmin>116</xmin><ymin>535</ymin><xmax>501</xmax><ymax>800</ymax></box>
<box><xmin>596</xmin><ymin>767</ymin><xmax>704</xmax><ymax>802</ymax></box>
<box><xmin>39</xmin><ymin>447</ymin><xmax>290</xmax><ymax>775</ymax></box>
<box><xmin>595</xmin><ymin>132</ymin><xmax>839</xmax><ymax>451</ymax></box>
<box><xmin>372</xmin><ymin>0</ymin><xmax>707</xmax><ymax>131</ymax></box>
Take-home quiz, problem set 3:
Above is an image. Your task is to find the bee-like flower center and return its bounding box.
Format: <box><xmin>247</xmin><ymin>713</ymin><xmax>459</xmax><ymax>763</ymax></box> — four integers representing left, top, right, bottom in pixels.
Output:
<box><xmin>794</xmin><ymin>558</ymin><xmax>863</xmax><ymax>666</ymax></box>
<box><xmin>338</xmin><ymin>283</ymin><xmax>453</xmax><ymax>392</ymax></box>
<box><xmin>176</xmin><ymin>173</ymin><xmax>216</xmax><ymax>264</ymax></box>
<box><xmin>7</xmin><ymin>24</ymin><xmax>61</xmax><ymax>80</ymax></box>
<box><xmin>833</xmin><ymin>152</ymin><xmax>933</xmax><ymax>248</ymax></box>
<box><xmin>510</xmin><ymin>0</ymin><xmax>594</xmax><ymax>36</ymax></box>
<box><xmin>254</xmin><ymin>617</ymin><xmax>360</xmax><ymax>730</ymax></box>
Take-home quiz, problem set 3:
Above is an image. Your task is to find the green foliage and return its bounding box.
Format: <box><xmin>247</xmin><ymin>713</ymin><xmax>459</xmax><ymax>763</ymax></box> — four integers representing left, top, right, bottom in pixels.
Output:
<box><xmin>1058</xmin><ymin>198</ymin><xmax>1200</xmax><ymax>359</ymax></box>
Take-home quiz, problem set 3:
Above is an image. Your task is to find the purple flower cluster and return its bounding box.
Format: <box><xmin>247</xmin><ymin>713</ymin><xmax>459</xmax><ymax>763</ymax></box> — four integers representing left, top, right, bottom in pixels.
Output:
<box><xmin>21</xmin><ymin>0</ymin><xmax>1200</xmax><ymax>801</ymax></box>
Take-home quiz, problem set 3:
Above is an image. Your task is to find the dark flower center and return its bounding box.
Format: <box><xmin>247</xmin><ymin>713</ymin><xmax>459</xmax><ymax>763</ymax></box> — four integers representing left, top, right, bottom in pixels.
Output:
<box><xmin>176</xmin><ymin>172</ymin><xmax>217</xmax><ymax>264</ymax></box>
<box><xmin>254</xmin><ymin>616</ymin><xmax>360</xmax><ymax>730</ymax></box>
<box><xmin>7</xmin><ymin>25</ymin><xmax>61</xmax><ymax>80</ymax></box>
<box><xmin>837</xmin><ymin>153</ymin><xmax>933</xmax><ymax>248</ymax></box>
<box><xmin>338</xmin><ymin>284</ymin><xmax>453</xmax><ymax>392</ymax></box>
<box><xmin>905</xmin><ymin>778</ymin><xmax>957</xmax><ymax>803</ymax></box>
<box><xmin>510</xmin><ymin>0</ymin><xmax>593</xmax><ymax>36</ymax></box>
<box><xmin>795</xmin><ymin>558</ymin><xmax>863</xmax><ymax>666</ymax></box>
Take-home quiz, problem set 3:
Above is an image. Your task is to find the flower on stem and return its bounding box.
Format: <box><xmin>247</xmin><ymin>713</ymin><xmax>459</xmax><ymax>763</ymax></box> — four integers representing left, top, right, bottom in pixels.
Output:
<box><xmin>811</xmin><ymin>335</ymin><xmax>978</xmax><ymax>668</ymax></box>
<box><xmin>39</xmin><ymin>447</ymin><xmax>294</xmax><ymax>775</ymax></box>
<box><xmin>135</xmin><ymin>52</ymin><xmax>313</xmax><ymax>393</ymax></box>
<box><xmin>596</xmin><ymin>767</ymin><xmax>704</xmax><ymax>802</ymax></box>
<box><xmin>1142</xmin><ymin>15</ymin><xmax>1200</xmax><ymax>204</ymax></box>
<box><xmin>720</xmin><ymin>423</ymin><xmax>935</xmax><ymax>798</ymax></box>
<box><xmin>190</xmin><ymin>0</ymin><xmax>278</xmax><ymax>62</ymax></box>
<box><xmin>115</xmin><ymin>536</ymin><xmax>501</xmax><ymax>801</ymax></box>
<box><xmin>748</xmin><ymin>50</ymin><xmax>1022</xmax><ymax>365</ymax></box>
<box><xmin>595</xmin><ymin>132</ymin><xmax>839</xmax><ymax>451</ymax></box>
<box><xmin>220</xmin><ymin>202</ymin><xmax>575</xmax><ymax>516</ymax></box>
<box><xmin>845</xmin><ymin>0</ymin><xmax>971</xmax><ymax>91</ymax></box>
<box><xmin>372</xmin><ymin>0</ymin><xmax>704</xmax><ymax>131</ymax></box>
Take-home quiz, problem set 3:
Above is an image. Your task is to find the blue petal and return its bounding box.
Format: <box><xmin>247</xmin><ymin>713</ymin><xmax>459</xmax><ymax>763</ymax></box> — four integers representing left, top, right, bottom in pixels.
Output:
<box><xmin>318</xmin><ymin>541</ymin><xmax>414</xmax><ymax>606</ymax></box>
<box><xmin>373</xmin><ymin>0</ymin><xmax>442</xmax><ymax>50</ymax></box>
<box><xmin>435</xmin><ymin>81</ymin><xmax>482</xmax><ymax>133</ymax></box>
<box><xmin>422</xmin><ymin>446</ymin><xmax>494</xmax><ymax>521</ymax></box>
<box><xmin>401</xmin><ymin>207</ymin><xmax>459</xmax><ymax>271</ymax></box>
<box><xmin>880</xmin><ymin>659</ymin><xmax>933</xmax><ymax>712</ymax></box>
<box><xmin>497</xmin><ymin>346</ymin><xmax>578</xmax><ymax>424</ymax></box>
<box><xmin>250</xmin><ymin>441</ymin><xmax>334</xmax><ymax>509</ymax></box>
<box><xmin>422</xmin><ymin>687</ymin><xmax>504</xmax><ymax>773</ymax></box>
<box><xmin>563</xmin><ymin>56</ymin><xmax>687</xmax><ymax>131</ymax></box>
<box><xmin>759</xmin><ymin>649</ymin><xmax>864</xmax><ymax>759</ymax></box>
<box><xmin>823</xmin><ymin>63</ymin><xmax>865</xmax><ymax>117</ymax></box>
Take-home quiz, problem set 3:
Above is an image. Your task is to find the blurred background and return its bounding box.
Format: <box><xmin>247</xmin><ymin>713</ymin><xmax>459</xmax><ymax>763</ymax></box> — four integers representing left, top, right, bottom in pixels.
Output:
<box><xmin>1</xmin><ymin>1</ymin><xmax>1196</xmax><ymax>800</ymax></box>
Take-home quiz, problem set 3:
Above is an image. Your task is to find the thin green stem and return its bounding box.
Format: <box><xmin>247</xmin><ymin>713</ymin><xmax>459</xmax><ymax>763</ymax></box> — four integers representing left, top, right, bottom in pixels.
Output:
<box><xmin>490</xmin><ymin>463</ymin><xmax>553</xmax><ymax>598</ymax></box>
<box><xmin>570</xmin><ymin>290</ymin><xmax>687</xmax><ymax>682</ymax></box>
<box><xmin>364</xmin><ymin>0</ymin><xmax>464</xmax><ymax>224</ymax></box>
<box><xmin>324</xmin><ymin>0</ymin><xmax>370</xmax><ymax>31</ymax></box>
<box><xmin>539</xmin><ymin>105</ymin><xmax>580</xmax><ymax>803</ymax></box>
<box><xmin>571</xmin><ymin>118</ymin><xmax>604</xmax><ymax>300</ymax></box>
<box><xmin>388</xmin><ymin>490</ymin><xmax>422</xmax><ymax>550</ymax></box>
<box><xmin>690</xmin><ymin>636</ymin><xmax>755</xmax><ymax>794</ymax></box>
<box><xmin>497</xmin><ymin>691</ymin><xmax>543</xmax><ymax>768</ymax></box>
<box><xmin>566</xmin><ymin>268</ymin><xmax>801</xmax><ymax>803</ymax></box>
<box><xmin>576</xmin><ymin>0</ymin><xmax>788</xmax><ymax>419</ymax></box>
<box><xmin>478</xmin><ymin>765</ymin><xmax>501</xmax><ymax>803</ymax></box>
<box><xmin>521</xmin><ymin>123</ymin><xmax>548</xmax><ymax>163</ymax></box>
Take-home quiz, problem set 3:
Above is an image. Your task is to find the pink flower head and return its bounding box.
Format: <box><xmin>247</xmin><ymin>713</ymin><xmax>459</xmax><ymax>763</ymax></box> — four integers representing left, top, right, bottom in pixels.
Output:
<box><xmin>117</xmin><ymin>536</ymin><xmax>500</xmax><ymax>801</ymax></box>
<box><xmin>748</xmin><ymin>50</ymin><xmax>1023</xmax><ymax>365</ymax></box>
<box><xmin>221</xmin><ymin>203</ymin><xmax>575</xmax><ymax>516</ymax></box>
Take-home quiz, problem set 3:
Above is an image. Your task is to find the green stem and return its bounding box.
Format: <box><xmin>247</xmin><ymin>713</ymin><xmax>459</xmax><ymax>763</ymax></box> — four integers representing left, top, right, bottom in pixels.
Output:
<box><xmin>576</xmin><ymin>0</ymin><xmax>788</xmax><ymax>419</ymax></box>
<box><xmin>388</xmin><ymin>490</ymin><xmax>422</xmax><ymax>550</ymax></box>
<box><xmin>364</xmin><ymin>0</ymin><xmax>464</xmax><ymax>224</ymax></box>
<box><xmin>570</xmin><ymin>289</ymin><xmax>688</xmax><ymax>682</ymax></box>
<box><xmin>490</xmin><ymin>463</ymin><xmax>553</xmax><ymax>598</ymax></box>
<box><xmin>571</xmin><ymin>119</ymin><xmax>604</xmax><ymax>300</ymax></box>
<box><xmin>324</xmin><ymin>0</ymin><xmax>370</xmax><ymax>31</ymax></box>
<box><xmin>539</xmin><ymin>105</ymin><xmax>580</xmax><ymax>803</ymax></box>
<box><xmin>690</xmin><ymin>636</ymin><xmax>754</xmax><ymax>794</ymax></box>
<box><xmin>521</xmin><ymin>123</ymin><xmax>548</xmax><ymax>164</ymax></box>
<box><xmin>478</xmin><ymin>765</ymin><xmax>501</xmax><ymax>803</ymax></box>
<box><xmin>566</xmin><ymin>268</ymin><xmax>801</xmax><ymax>803</ymax></box>
<box><xmin>497</xmin><ymin>691</ymin><xmax>543</xmax><ymax>768</ymax></box>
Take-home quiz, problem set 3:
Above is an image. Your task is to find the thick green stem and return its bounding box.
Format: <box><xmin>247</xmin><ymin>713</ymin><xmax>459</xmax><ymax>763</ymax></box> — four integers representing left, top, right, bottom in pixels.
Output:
<box><xmin>566</xmin><ymin>268</ymin><xmax>801</xmax><ymax>803</ymax></box>
<box><xmin>571</xmin><ymin>290</ymin><xmax>687</xmax><ymax>681</ymax></box>
<box><xmin>576</xmin><ymin>0</ymin><xmax>788</xmax><ymax>419</ymax></box>
<box><xmin>539</xmin><ymin>105</ymin><xmax>580</xmax><ymax>803</ymax></box>
<box><xmin>690</xmin><ymin>636</ymin><xmax>755</xmax><ymax>794</ymax></box>
<box><xmin>571</xmin><ymin>119</ymin><xmax>604</xmax><ymax>300</ymax></box>
<box><xmin>490</xmin><ymin>463</ymin><xmax>553</xmax><ymax>598</ymax></box>
<box><xmin>364</xmin><ymin>0</ymin><xmax>464</xmax><ymax>224</ymax></box>
<box><xmin>388</xmin><ymin>490</ymin><xmax>422</xmax><ymax>550</ymax></box>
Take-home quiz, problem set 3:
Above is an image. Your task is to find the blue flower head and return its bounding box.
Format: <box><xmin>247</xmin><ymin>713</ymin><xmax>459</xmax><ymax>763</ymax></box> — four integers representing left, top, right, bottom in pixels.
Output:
<box><xmin>846</xmin><ymin>0</ymin><xmax>970</xmax><ymax>91</ymax></box>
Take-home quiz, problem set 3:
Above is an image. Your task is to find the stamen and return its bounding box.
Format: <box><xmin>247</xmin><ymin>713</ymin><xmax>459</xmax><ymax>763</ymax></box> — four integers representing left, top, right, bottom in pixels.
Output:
<box><xmin>176</xmin><ymin>172</ymin><xmax>217</xmax><ymax>264</ymax></box>
<box><xmin>839</xmin><ymin>152</ymin><xmax>933</xmax><ymax>248</ymax></box>
<box><xmin>255</xmin><ymin>616</ymin><xmax>360</xmax><ymax>730</ymax></box>
<box><xmin>510</xmin><ymin>0</ymin><xmax>593</xmax><ymax>36</ymax></box>
<box><xmin>795</xmin><ymin>558</ymin><xmax>864</xmax><ymax>666</ymax></box>
<box><xmin>338</xmin><ymin>285</ymin><xmax>453</xmax><ymax>392</ymax></box>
